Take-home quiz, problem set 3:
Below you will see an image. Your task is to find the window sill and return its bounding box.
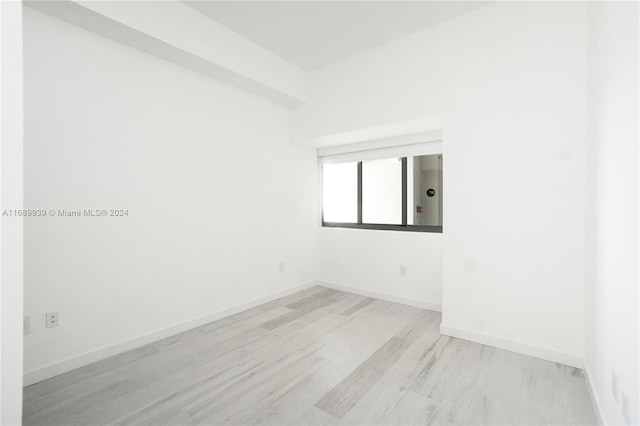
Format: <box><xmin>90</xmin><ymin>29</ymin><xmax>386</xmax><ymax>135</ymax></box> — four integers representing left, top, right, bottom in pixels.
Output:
<box><xmin>321</xmin><ymin>222</ymin><xmax>442</xmax><ymax>233</ymax></box>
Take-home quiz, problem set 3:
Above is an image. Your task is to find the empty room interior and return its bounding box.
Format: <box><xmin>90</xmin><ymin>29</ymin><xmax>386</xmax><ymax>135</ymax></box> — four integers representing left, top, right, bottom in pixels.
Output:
<box><xmin>1</xmin><ymin>0</ymin><xmax>639</xmax><ymax>425</ymax></box>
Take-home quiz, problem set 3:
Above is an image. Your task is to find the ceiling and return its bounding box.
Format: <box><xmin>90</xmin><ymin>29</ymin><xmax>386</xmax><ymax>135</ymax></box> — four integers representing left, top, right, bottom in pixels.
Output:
<box><xmin>184</xmin><ymin>1</ymin><xmax>490</xmax><ymax>71</ymax></box>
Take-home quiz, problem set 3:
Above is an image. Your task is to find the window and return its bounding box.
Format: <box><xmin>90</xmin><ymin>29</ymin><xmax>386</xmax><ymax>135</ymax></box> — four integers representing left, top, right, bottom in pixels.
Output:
<box><xmin>321</xmin><ymin>153</ymin><xmax>443</xmax><ymax>232</ymax></box>
<box><xmin>363</xmin><ymin>158</ymin><xmax>402</xmax><ymax>225</ymax></box>
<box><xmin>322</xmin><ymin>162</ymin><xmax>358</xmax><ymax>223</ymax></box>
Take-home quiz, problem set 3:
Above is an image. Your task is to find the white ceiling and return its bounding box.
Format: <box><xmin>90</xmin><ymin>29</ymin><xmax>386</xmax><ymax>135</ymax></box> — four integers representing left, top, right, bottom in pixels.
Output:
<box><xmin>184</xmin><ymin>1</ymin><xmax>490</xmax><ymax>71</ymax></box>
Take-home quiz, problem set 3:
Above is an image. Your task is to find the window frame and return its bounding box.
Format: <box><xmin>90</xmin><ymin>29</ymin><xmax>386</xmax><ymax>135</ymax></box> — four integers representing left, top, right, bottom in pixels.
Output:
<box><xmin>321</xmin><ymin>156</ymin><xmax>443</xmax><ymax>233</ymax></box>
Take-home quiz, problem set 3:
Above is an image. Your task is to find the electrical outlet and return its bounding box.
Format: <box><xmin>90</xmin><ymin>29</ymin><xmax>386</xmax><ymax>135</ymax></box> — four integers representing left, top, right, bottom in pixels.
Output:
<box><xmin>24</xmin><ymin>316</ymin><xmax>31</xmax><ymax>335</ymax></box>
<box><xmin>612</xmin><ymin>370</ymin><xmax>619</xmax><ymax>402</ymax></box>
<box><xmin>279</xmin><ymin>262</ymin><xmax>285</xmax><ymax>273</ymax></box>
<box><xmin>399</xmin><ymin>265</ymin><xmax>407</xmax><ymax>276</ymax></box>
<box><xmin>622</xmin><ymin>391</ymin><xmax>630</xmax><ymax>424</ymax></box>
<box><xmin>45</xmin><ymin>311</ymin><xmax>59</xmax><ymax>328</ymax></box>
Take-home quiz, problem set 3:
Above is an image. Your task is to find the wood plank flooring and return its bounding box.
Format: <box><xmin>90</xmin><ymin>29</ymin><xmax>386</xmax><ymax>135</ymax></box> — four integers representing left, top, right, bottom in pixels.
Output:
<box><xmin>23</xmin><ymin>286</ymin><xmax>598</xmax><ymax>425</ymax></box>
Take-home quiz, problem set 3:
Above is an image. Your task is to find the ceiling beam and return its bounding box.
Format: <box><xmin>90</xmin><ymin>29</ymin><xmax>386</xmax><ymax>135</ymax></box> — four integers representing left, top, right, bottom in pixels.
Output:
<box><xmin>25</xmin><ymin>1</ymin><xmax>308</xmax><ymax>107</ymax></box>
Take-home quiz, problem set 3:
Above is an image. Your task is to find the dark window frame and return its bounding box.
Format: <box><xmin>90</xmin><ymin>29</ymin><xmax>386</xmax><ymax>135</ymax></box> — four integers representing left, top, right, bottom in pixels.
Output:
<box><xmin>321</xmin><ymin>156</ymin><xmax>443</xmax><ymax>233</ymax></box>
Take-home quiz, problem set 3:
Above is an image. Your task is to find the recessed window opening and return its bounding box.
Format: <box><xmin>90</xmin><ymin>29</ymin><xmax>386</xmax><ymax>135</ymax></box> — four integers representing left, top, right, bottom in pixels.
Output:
<box><xmin>320</xmin><ymin>143</ymin><xmax>443</xmax><ymax>233</ymax></box>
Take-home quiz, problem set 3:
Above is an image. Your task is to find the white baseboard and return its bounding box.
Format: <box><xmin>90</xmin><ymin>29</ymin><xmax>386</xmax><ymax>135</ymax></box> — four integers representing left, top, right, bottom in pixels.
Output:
<box><xmin>439</xmin><ymin>323</ymin><xmax>584</xmax><ymax>369</ymax></box>
<box><xmin>584</xmin><ymin>361</ymin><xmax>606</xmax><ymax>426</ymax></box>
<box><xmin>317</xmin><ymin>280</ymin><xmax>442</xmax><ymax>312</ymax></box>
<box><xmin>23</xmin><ymin>281</ymin><xmax>316</xmax><ymax>386</ymax></box>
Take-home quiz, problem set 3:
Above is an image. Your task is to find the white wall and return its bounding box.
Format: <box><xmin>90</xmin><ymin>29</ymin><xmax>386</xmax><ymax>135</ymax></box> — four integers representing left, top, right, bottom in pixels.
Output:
<box><xmin>293</xmin><ymin>2</ymin><xmax>589</xmax><ymax>366</ymax></box>
<box><xmin>319</xmin><ymin>229</ymin><xmax>442</xmax><ymax>311</ymax></box>
<box><xmin>586</xmin><ymin>2</ymin><xmax>639</xmax><ymax>424</ymax></box>
<box><xmin>22</xmin><ymin>8</ymin><xmax>317</xmax><ymax>382</ymax></box>
<box><xmin>0</xmin><ymin>1</ymin><xmax>24</xmax><ymax>423</ymax></box>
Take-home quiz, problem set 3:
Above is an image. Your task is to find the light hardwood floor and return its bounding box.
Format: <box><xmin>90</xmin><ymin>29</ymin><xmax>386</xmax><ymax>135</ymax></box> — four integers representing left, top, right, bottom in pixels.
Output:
<box><xmin>23</xmin><ymin>286</ymin><xmax>598</xmax><ymax>426</ymax></box>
